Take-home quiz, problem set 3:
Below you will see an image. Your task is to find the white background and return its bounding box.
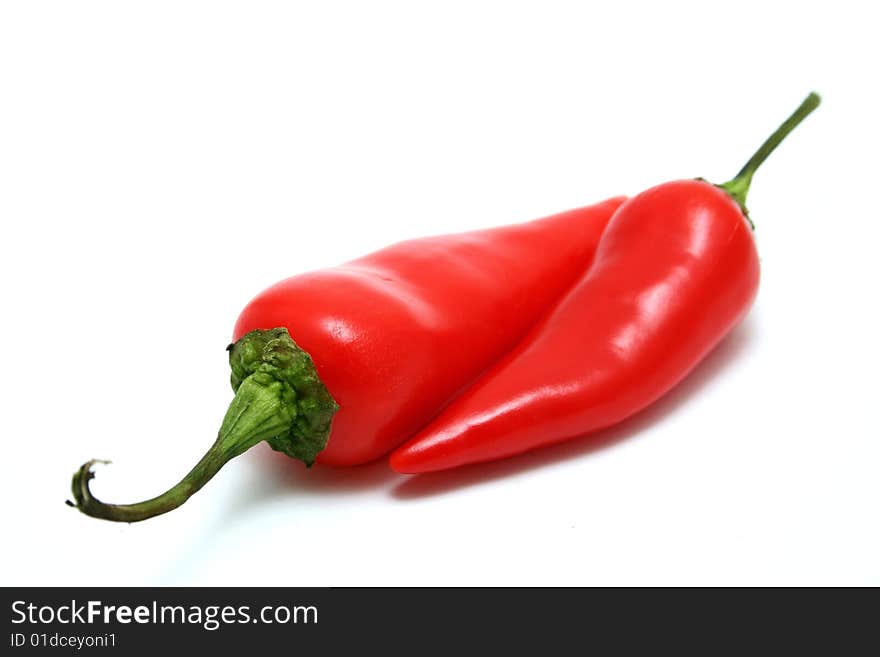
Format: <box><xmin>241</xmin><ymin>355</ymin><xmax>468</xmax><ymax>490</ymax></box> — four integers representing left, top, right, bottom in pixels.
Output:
<box><xmin>2</xmin><ymin>1</ymin><xmax>878</xmax><ymax>586</ymax></box>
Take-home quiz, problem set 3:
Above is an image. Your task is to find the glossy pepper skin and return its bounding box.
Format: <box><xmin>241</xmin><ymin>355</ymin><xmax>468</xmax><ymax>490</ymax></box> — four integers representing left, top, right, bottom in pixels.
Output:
<box><xmin>391</xmin><ymin>93</ymin><xmax>820</xmax><ymax>474</ymax></box>
<box><xmin>390</xmin><ymin>181</ymin><xmax>758</xmax><ymax>472</ymax></box>
<box><xmin>233</xmin><ymin>196</ymin><xmax>625</xmax><ymax>466</ymax></box>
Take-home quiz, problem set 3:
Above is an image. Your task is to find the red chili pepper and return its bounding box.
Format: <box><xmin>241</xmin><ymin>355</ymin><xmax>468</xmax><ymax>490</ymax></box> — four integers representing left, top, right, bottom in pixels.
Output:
<box><xmin>70</xmin><ymin>197</ymin><xmax>624</xmax><ymax>521</ymax></box>
<box><xmin>390</xmin><ymin>93</ymin><xmax>820</xmax><ymax>474</ymax></box>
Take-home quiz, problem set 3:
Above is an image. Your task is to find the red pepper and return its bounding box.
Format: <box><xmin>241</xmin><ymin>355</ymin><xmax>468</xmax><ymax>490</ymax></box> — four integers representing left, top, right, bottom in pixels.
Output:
<box><xmin>390</xmin><ymin>93</ymin><xmax>820</xmax><ymax>474</ymax></box>
<box><xmin>231</xmin><ymin>196</ymin><xmax>624</xmax><ymax>467</ymax></box>
<box><xmin>70</xmin><ymin>197</ymin><xmax>624</xmax><ymax>521</ymax></box>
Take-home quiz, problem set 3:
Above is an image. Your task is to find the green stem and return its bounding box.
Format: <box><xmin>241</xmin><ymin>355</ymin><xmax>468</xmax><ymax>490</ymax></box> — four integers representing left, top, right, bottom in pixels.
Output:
<box><xmin>719</xmin><ymin>92</ymin><xmax>821</xmax><ymax>223</ymax></box>
<box><xmin>71</xmin><ymin>451</ymin><xmax>224</xmax><ymax>523</ymax></box>
<box><xmin>69</xmin><ymin>328</ymin><xmax>338</xmax><ymax>523</ymax></box>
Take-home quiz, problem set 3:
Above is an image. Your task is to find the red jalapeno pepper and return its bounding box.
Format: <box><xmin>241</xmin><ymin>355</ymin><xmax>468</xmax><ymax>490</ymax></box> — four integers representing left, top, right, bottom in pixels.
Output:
<box><xmin>390</xmin><ymin>93</ymin><xmax>820</xmax><ymax>474</ymax></box>
<box><xmin>70</xmin><ymin>197</ymin><xmax>624</xmax><ymax>521</ymax></box>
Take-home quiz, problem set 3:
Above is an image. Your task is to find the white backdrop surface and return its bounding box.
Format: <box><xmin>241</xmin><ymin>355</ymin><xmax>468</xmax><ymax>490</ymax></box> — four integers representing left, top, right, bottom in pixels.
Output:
<box><xmin>1</xmin><ymin>1</ymin><xmax>877</xmax><ymax>586</ymax></box>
